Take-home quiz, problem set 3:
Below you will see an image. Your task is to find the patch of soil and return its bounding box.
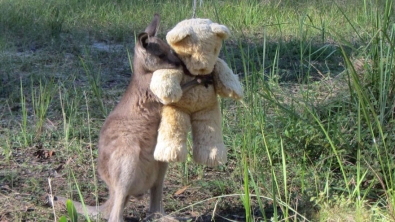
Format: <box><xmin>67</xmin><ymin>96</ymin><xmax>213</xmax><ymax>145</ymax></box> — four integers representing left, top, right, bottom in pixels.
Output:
<box><xmin>1</xmin><ymin>139</ymin><xmax>287</xmax><ymax>221</ymax></box>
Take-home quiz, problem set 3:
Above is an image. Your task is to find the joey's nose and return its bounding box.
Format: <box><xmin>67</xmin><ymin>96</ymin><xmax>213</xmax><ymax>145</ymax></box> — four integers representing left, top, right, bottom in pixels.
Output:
<box><xmin>169</xmin><ymin>51</ymin><xmax>181</xmax><ymax>66</ymax></box>
<box><xmin>172</xmin><ymin>60</ymin><xmax>181</xmax><ymax>67</ymax></box>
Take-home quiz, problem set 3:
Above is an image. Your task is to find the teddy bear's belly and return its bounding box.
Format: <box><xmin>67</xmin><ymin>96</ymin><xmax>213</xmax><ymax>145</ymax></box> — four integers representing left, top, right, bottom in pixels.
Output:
<box><xmin>174</xmin><ymin>84</ymin><xmax>217</xmax><ymax>113</ymax></box>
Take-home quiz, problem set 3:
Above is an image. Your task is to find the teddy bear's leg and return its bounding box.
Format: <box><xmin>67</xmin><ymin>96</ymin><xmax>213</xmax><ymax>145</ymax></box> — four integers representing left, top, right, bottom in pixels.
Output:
<box><xmin>191</xmin><ymin>104</ymin><xmax>227</xmax><ymax>167</ymax></box>
<box><xmin>154</xmin><ymin>106</ymin><xmax>190</xmax><ymax>163</ymax></box>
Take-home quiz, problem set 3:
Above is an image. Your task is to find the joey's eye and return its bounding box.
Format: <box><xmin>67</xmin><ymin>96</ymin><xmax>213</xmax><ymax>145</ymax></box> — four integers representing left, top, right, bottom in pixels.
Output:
<box><xmin>158</xmin><ymin>54</ymin><xmax>166</xmax><ymax>59</ymax></box>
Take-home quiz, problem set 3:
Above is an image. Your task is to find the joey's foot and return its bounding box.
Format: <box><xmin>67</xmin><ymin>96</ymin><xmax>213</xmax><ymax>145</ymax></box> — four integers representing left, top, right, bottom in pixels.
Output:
<box><xmin>145</xmin><ymin>213</ymin><xmax>182</xmax><ymax>222</ymax></box>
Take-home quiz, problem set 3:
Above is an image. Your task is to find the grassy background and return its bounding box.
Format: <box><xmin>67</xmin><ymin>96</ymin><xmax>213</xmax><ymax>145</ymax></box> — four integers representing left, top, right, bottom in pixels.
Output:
<box><xmin>1</xmin><ymin>0</ymin><xmax>395</xmax><ymax>221</ymax></box>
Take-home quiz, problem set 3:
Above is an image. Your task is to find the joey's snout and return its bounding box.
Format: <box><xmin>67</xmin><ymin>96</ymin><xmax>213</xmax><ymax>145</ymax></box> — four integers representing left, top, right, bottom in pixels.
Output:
<box><xmin>168</xmin><ymin>51</ymin><xmax>182</xmax><ymax>67</ymax></box>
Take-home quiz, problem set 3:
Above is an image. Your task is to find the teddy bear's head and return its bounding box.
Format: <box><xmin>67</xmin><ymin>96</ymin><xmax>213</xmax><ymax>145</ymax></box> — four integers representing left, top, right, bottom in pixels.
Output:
<box><xmin>166</xmin><ymin>18</ymin><xmax>230</xmax><ymax>75</ymax></box>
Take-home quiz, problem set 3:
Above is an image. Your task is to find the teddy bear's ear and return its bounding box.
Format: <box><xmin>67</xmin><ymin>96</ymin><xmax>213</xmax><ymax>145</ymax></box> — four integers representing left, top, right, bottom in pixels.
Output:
<box><xmin>211</xmin><ymin>24</ymin><xmax>231</xmax><ymax>40</ymax></box>
<box><xmin>166</xmin><ymin>27</ymin><xmax>192</xmax><ymax>45</ymax></box>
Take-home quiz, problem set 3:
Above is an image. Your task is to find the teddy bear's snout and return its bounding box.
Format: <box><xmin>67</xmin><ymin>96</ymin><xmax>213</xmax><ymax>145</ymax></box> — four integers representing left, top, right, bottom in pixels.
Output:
<box><xmin>190</xmin><ymin>67</ymin><xmax>210</xmax><ymax>75</ymax></box>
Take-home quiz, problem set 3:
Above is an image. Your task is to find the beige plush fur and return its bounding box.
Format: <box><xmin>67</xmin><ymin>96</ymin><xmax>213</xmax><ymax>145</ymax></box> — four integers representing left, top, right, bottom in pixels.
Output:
<box><xmin>150</xmin><ymin>18</ymin><xmax>243</xmax><ymax>167</ymax></box>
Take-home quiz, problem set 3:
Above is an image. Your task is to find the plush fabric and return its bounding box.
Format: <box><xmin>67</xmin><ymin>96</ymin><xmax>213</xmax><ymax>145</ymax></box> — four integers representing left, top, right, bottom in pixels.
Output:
<box><xmin>150</xmin><ymin>18</ymin><xmax>243</xmax><ymax>166</ymax></box>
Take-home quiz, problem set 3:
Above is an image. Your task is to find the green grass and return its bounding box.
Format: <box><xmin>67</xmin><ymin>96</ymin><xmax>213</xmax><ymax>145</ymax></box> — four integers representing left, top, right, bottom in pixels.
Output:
<box><xmin>1</xmin><ymin>0</ymin><xmax>395</xmax><ymax>221</ymax></box>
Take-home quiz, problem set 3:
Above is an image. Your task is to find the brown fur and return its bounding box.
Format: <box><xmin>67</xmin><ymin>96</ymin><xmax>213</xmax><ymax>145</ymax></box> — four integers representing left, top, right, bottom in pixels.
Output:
<box><xmin>51</xmin><ymin>14</ymin><xmax>182</xmax><ymax>222</ymax></box>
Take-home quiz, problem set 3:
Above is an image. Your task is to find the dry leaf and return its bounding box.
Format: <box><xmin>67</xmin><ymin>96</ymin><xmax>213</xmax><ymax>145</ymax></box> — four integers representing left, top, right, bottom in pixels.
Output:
<box><xmin>174</xmin><ymin>185</ymin><xmax>190</xmax><ymax>196</ymax></box>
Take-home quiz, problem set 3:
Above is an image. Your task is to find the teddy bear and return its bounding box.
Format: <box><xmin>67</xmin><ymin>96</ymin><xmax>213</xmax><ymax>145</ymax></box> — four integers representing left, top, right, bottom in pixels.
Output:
<box><xmin>150</xmin><ymin>18</ymin><xmax>243</xmax><ymax>167</ymax></box>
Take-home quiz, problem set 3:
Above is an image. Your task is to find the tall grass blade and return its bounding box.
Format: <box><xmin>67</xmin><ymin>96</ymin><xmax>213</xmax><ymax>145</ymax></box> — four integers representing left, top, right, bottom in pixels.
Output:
<box><xmin>80</xmin><ymin>57</ymin><xmax>107</xmax><ymax>118</ymax></box>
<box><xmin>66</xmin><ymin>199</ymin><xmax>78</xmax><ymax>222</ymax></box>
<box><xmin>71</xmin><ymin>170</ymin><xmax>92</xmax><ymax>222</ymax></box>
<box><xmin>242</xmin><ymin>140</ymin><xmax>251</xmax><ymax>222</ymax></box>
<box><xmin>304</xmin><ymin>105</ymin><xmax>350</xmax><ymax>193</ymax></box>
<box><xmin>280</xmin><ymin>138</ymin><xmax>289</xmax><ymax>219</ymax></box>
<box><xmin>19</xmin><ymin>78</ymin><xmax>28</xmax><ymax>147</ymax></box>
<box><xmin>249</xmin><ymin>170</ymin><xmax>267</xmax><ymax>221</ymax></box>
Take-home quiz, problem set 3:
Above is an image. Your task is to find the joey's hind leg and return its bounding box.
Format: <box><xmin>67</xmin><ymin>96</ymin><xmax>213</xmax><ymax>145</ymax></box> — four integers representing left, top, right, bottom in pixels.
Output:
<box><xmin>108</xmin><ymin>186</ymin><xmax>129</xmax><ymax>222</ymax></box>
<box><xmin>99</xmin><ymin>187</ymin><xmax>115</xmax><ymax>220</ymax></box>
<box><xmin>106</xmin><ymin>156</ymin><xmax>132</xmax><ymax>222</ymax></box>
<box><xmin>191</xmin><ymin>105</ymin><xmax>227</xmax><ymax>167</ymax></box>
<box><xmin>149</xmin><ymin>161</ymin><xmax>168</xmax><ymax>215</ymax></box>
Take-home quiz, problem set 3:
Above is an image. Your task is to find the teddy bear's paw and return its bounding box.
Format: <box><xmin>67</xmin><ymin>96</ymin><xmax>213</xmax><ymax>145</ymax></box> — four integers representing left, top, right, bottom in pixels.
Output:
<box><xmin>213</xmin><ymin>59</ymin><xmax>244</xmax><ymax>100</ymax></box>
<box><xmin>161</xmin><ymin>88</ymin><xmax>183</xmax><ymax>104</ymax></box>
<box><xmin>219</xmin><ymin>87</ymin><xmax>243</xmax><ymax>100</ymax></box>
<box><xmin>150</xmin><ymin>69</ymin><xmax>184</xmax><ymax>104</ymax></box>
<box><xmin>151</xmin><ymin>86</ymin><xmax>183</xmax><ymax>105</ymax></box>
<box><xmin>193</xmin><ymin>144</ymin><xmax>227</xmax><ymax>167</ymax></box>
<box><xmin>154</xmin><ymin>142</ymin><xmax>188</xmax><ymax>163</ymax></box>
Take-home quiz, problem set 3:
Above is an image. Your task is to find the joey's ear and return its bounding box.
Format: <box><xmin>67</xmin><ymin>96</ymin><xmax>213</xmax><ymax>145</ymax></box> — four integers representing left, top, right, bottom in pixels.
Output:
<box><xmin>211</xmin><ymin>24</ymin><xmax>230</xmax><ymax>40</ymax></box>
<box><xmin>145</xmin><ymin>13</ymin><xmax>160</xmax><ymax>37</ymax></box>
<box><xmin>166</xmin><ymin>26</ymin><xmax>192</xmax><ymax>45</ymax></box>
<box><xmin>138</xmin><ymin>32</ymin><xmax>149</xmax><ymax>48</ymax></box>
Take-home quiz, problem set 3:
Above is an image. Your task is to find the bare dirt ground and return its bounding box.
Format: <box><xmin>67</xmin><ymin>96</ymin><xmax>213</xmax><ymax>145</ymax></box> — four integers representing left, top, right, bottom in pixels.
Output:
<box><xmin>0</xmin><ymin>142</ymin><xmax>273</xmax><ymax>221</ymax></box>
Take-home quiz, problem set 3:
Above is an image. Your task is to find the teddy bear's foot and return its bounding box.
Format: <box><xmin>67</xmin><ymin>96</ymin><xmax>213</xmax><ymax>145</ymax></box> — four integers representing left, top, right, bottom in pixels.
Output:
<box><xmin>154</xmin><ymin>141</ymin><xmax>188</xmax><ymax>163</ymax></box>
<box><xmin>193</xmin><ymin>143</ymin><xmax>227</xmax><ymax>167</ymax></box>
<box><xmin>154</xmin><ymin>106</ymin><xmax>191</xmax><ymax>163</ymax></box>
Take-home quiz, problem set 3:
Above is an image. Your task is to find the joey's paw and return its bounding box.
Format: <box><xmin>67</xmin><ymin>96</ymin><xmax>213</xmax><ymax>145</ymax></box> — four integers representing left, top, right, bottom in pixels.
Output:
<box><xmin>197</xmin><ymin>75</ymin><xmax>214</xmax><ymax>88</ymax></box>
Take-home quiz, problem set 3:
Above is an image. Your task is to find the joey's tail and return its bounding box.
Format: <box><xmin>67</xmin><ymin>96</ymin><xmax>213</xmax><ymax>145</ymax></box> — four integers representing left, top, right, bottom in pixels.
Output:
<box><xmin>48</xmin><ymin>195</ymin><xmax>108</xmax><ymax>219</ymax></box>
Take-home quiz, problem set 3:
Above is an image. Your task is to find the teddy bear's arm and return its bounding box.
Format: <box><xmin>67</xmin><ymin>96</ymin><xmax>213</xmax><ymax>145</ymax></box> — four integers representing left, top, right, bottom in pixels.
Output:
<box><xmin>213</xmin><ymin>58</ymin><xmax>244</xmax><ymax>100</ymax></box>
<box><xmin>150</xmin><ymin>69</ymin><xmax>184</xmax><ymax>105</ymax></box>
